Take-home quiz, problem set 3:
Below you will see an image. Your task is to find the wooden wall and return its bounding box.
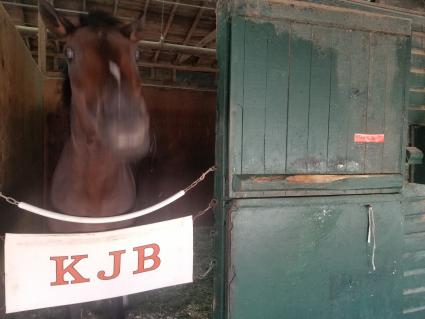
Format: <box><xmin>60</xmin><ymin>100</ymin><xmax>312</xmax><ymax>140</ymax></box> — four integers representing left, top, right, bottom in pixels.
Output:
<box><xmin>0</xmin><ymin>3</ymin><xmax>45</xmax><ymax>314</ymax></box>
<box><xmin>0</xmin><ymin>3</ymin><xmax>44</xmax><ymax>221</ymax></box>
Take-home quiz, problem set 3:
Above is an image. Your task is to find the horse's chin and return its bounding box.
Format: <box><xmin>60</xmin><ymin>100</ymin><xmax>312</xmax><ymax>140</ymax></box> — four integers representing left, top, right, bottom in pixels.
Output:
<box><xmin>100</xmin><ymin>120</ymin><xmax>150</xmax><ymax>161</ymax></box>
<box><xmin>106</xmin><ymin>134</ymin><xmax>150</xmax><ymax>161</ymax></box>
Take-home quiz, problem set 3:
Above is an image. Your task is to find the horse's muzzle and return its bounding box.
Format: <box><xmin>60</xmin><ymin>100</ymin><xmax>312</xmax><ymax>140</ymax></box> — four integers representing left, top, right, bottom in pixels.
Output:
<box><xmin>99</xmin><ymin>100</ymin><xmax>150</xmax><ymax>161</ymax></box>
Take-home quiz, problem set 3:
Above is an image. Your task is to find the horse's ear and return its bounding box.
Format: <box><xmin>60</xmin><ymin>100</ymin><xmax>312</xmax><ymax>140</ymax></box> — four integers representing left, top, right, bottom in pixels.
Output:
<box><xmin>39</xmin><ymin>0</ymin><xmax>75</xmax><ymax>38</ymax></box>
<box><xmin>121</xmin><ymin>13</ymin><xmax>145</xmax><ymax>42</ymax></box>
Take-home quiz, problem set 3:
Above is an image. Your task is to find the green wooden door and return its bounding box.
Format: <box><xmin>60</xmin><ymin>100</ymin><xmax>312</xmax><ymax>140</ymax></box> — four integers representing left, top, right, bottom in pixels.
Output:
<box><xmin>228</xmin><ymin>195</ymin><xmax>403</xmax><ymax>319</ymax></box>
<box><xmin>226</xmin><ymin>1</ymin><xmax>411</xmax><ymax>197</ymax></box>
<box><xmin>215</xmin><ymin>2</ymin><xmax>414</xmax><ymax>319</ymax></box>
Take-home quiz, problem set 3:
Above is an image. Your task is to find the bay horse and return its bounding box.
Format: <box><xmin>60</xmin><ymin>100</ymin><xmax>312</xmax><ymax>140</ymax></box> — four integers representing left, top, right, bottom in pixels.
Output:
<box><xmin>39</xmin><ymin>0</ymin><xmax>150</xmax><ymax>317</ymax></box>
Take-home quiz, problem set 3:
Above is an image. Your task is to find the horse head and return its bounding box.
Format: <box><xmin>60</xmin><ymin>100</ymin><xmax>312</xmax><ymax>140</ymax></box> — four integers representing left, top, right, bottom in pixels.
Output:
<box><xmin>40</xmin><ymin>0</ymin><xmax>150</xmax><ymax>160</ymax></box>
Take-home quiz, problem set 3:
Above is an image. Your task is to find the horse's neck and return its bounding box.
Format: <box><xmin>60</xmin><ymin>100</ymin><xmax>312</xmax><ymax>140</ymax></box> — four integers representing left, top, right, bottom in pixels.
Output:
<box><xmin>51</xmin><ymin>138</ymin><xmax>136</xmax><ymax>217</ymax></box>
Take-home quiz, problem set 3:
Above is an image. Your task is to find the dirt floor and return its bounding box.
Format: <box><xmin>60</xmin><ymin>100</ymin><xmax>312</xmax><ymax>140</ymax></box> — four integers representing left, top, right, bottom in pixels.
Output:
<box><xmin>2</xmin><ymin>226</ymin><xmax>214</xmax><ymax>319</ymax></box>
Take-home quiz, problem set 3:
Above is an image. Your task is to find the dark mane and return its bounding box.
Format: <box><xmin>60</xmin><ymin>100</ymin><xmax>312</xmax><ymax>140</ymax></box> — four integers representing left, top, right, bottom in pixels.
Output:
<box><xmin>79</xmin><ymin>11</ymin><xmax>122</xmax><ymax>28</ymax></box>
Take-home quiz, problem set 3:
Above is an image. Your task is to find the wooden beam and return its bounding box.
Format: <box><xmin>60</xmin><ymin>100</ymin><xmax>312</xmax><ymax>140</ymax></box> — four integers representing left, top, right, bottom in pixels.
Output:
<box><xmin>18</xmin><ymin>26</ymin><xmax>216</xmax><ymax>56</ymax></box>
<box><xmin>31</xmin><ymin>48</ymin><xmax>216</xmax><ymax>71</ymax></box>
<box><xmin>178</xmin><ymin>29</ymin><xmax>216</xmax><ymax>64</ymax></box>
<box><xmin>152</xmin><ymin>0</ymin><xmax>178</xmax><ymax>62</ymax></box>
<box><xmin>138</xmin><ymin>61</ymin><xmax>217</xmax><ymax>73</ymax></box>
<box><xmin>0</xmin><ymin>0</ymin><xmax>214</xmax><ymax>13</ymax></box>
<box><xmin>37</xmin><ymin>6</ymin><xmax>47</xmax><ymax>73</ymax></box>
<box><xmin>174</xmin><ymin>1</ymin><xmax>206</xmax><ymax>64</ymax></box>
<box><xmin>31</xmin><ymin>50</ymin><xmax>217</xmax><ymax>73</ymax></box>
<box><xmin>113</xmin><ymin>0</ymin><xmax>119</xmax><ymax>16</ymax></box>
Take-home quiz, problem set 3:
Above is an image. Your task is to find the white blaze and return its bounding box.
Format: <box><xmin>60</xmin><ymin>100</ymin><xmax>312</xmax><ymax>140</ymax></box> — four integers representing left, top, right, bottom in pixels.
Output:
<box><xmin>109</xmin><ymin>60</ymin><xmax>121</xmax><ymax>85</ymax></box>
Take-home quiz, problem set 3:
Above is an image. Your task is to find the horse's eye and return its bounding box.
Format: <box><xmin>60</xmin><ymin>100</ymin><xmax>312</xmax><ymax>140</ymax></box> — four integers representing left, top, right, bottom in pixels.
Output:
<box><xmin>64</xmin><ymin>47</ymin><xmax>74</xmax><ymax>61</ymax></box>
<box><xmin>135</xmin><ymin>50</ymin><xmax>141</xmax><ymax>61</ymax></box>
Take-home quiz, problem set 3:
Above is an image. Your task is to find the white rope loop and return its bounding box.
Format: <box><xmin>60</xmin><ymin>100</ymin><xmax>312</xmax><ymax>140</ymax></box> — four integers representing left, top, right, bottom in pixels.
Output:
<box><xmin>367</xmin><ymin>204</ymin><xmax>376</xmax><ymax>272</ymax></box>
<box><xmin>0</xmin><ymin>166</ymin><xmax>216</xmax><ymax>224</ymax></box>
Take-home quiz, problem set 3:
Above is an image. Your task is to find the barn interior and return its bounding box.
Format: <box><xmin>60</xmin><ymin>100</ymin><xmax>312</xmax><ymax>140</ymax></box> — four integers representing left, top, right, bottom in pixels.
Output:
<box><xmin>2</xmin><ymin>0</ymin><xmax>425</xmax><ymax>318</ymax></box>
<box><xmin>0</xmin><ymin>0</ymin><xmax>216</xmax><ymax>317</ymax></box>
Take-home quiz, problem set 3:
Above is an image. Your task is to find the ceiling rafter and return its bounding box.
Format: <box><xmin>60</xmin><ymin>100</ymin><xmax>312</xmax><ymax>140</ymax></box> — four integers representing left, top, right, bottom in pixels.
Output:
<box><xmin>178</xmin><ymin>28</ymin><xmax>215</xmax><ymax>64</ymax></box>
<box><xmin>2</xmin><ymin>0</ymin><xmax>217</xmax><ymax>87</ymax></box>
<box><xmin>152</xmin><ymin>0</ymin><xmax>179</xmax><ymax>62</ymax></box>
<box><xmin>174</xmin><ymin>0</ymin><xmax>206</xmax><ymax>64</ymax></box>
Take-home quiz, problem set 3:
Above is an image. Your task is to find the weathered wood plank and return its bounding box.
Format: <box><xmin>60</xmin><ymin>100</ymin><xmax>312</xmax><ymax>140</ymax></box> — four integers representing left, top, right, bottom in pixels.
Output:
<box><xmin>233</xmin><ymin>0</ymin><xmax>411</xmax><ymax>36</ymax></box>
<box><xmin>345</xmin><ymin>31</ymin><xmax>369</xmax><ymax>174</ymax></box>
<box><xmin>228</xmin><ymin>16</ymin><xmax>245</xmax><ymax>176</ymax></box>
<box><xmin>365</xmin><ymin>33</ymin><xmax>387</xmax><ymax>173</ymax></box>
<box><xmin>241</xmin><ymin>19</ymin><xmax>268</xmax><ymax>174</ymax></box>
<box><xmin>327</xmin><ymin>28</ymin><xmax>351</xmax><ymax>173</ymax></box>
<box><xmin>232</xmin><ymin>173</ymin><xmax>403</xmax><ymax>192</ymax></box>
<box><xmin>286</xmin><ymin>22</ymin><xmax>312</xmax><ymax>173</ymax></box>
<box><xmin>307</xmin><ymin>26</ymin><xmax>332</xmax><ymax>173</ymax></box>
<box><xmin>383</xmin><ymin>35</ymin><xmax>405</xmax><ymax>173</ymax></box>
<box><xmin>264</xmin><ymin>21</ymin><xmax>289</xmax><ymax>174</ymax></box>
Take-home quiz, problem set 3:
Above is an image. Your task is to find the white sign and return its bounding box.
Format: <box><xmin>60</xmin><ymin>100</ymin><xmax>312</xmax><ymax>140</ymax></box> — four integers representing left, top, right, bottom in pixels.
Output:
<box><xmin>5</xmin><ymin>216</ymin><xmax>193</xmax><ymax>313</ymax></box>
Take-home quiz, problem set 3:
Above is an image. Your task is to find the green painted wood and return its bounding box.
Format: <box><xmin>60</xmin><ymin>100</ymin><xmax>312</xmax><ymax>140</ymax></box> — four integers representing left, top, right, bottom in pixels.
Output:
<box><xmin>286</xmin><ymin>23</ymin><xmax>312</xmax><ymax>173</ymax></box>
<box><xmin>327</xmin><ymin>28</ymin><xmax>351</xmax><ymax>173</ymax></box>
<box><xmin>232</xmin><ymin>0</ymin><xmax>411</xmax><ymax>36</ymax></box>
<box><xmin>403</xmin><ymin>271</ymin><xmax>425</xmax><ymax>290</ymax></box>
<box><xmin>404</xmin><ymin>215</ymin><xmax>425</xmax><ymax>234</ymax></box>
<box><xmin>402</xmin><ymin>310</ymin><xmax>425</xmax><ymax>319</ymax></box>
<box><xmin>411</xmin><ymin>54</ymin><xmax>425</xmax><ymax>71</ymax></box>
<box><xmin>264</xmin><ymin>21</ymin><xmax>289</xmax><ymax>174</ymax></box>
<box><xmin>383</xmin><ymin>35</ymin><xmax>406</xmax><ymax>173</ymax></box>
<box><xmin>228</xmin><ymin>196</ymin><xmax>403</xmax><ymax>319</ymax></box>
<box><xmin>364</xmin><ymin>33</ymin><xmax>386</xmax><ymax>173</ymax></box>
<box><xmin>225</xmin><ymin>6</ymin><xmax>409</xmax><ymax>196</ymax></box>
<box><xmin>412</xmin><ymin>35</ymin><xmax>423</xmax><ymax>49</ymax></box>
<box><xmin>402</xmin><ymin>184</ymin><xmax>425</xmax><ymax>317</ymax></box>
<box><xmin>409</xmin><ymin>90</ymin><xmax>425</xmax><ymax>107</ymax></box>
<box><xmin>346</xmin><ymin>31</ymin><xmax>369</xmax><ymax>173</ymax></box>
<box><xmin>405</xmin><ymin>232</ymin><xmax>425</xmax><ymax>252</ymax></box>
<box><xmin>409</xmin><ymin>108</ymin><xmax>425</xmax><ymax>125</ymax></box>
<box><xmin>213</xmin><ymin>5</ymin><xmax>231</xmax><ymax>319</ymax></box>
<box><xmin>402</xmin><ymin>250</ymin><xmax>425</xmax><ymax>271</ymax></box>
<box><xmin>309</xmin><ymin>0</ymin><xmax>421</xmax><ymax>31</ymax></box>
<box><xmin>228</xmin><ymin>16</ymin><xmax>245</xmax><ymax>176</ymax></box>
<box><xmin>241</xmin><ymin>19</ymin><xmax>267</xmax><ymax>174</ymax></box>
<box><xmin>307</xmin><ymin>26</ymin><xmax>332</xmax><ymax>173</ymax></box>
<box><xmin>409</xmin><ymin>73</ymin><xmax>425</xmax><ymax>90</ymax></box>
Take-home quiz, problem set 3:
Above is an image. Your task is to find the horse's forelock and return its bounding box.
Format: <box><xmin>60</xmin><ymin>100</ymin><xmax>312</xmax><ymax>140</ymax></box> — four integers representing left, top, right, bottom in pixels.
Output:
<box><xmin>79</xmin><ymin>11</ymin><xmax>122</xmax><ymax>29</ymax></box>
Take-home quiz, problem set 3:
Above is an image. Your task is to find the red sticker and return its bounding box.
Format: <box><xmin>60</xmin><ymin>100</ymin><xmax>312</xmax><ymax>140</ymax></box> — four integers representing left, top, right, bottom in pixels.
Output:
<box><xmin>354</xmin><ymin>133</ymin><xmax>385</xmax><ymax>143</ymax></box>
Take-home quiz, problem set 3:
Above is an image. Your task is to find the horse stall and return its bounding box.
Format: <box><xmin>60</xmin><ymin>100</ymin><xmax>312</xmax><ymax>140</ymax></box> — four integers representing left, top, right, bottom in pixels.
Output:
<box><xmin>1</xmin><ymin>0</ymin><xmax>216</xmax><ymax>318</ymax></box>
<box><xmin>6</xmin><ymin>0</ymin><xmax>425</xmax><ymax>319</ymax></box>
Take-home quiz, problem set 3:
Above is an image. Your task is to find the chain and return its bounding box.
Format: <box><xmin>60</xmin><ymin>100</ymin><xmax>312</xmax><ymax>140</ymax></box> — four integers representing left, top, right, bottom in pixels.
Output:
<box><xmin>184</xmin><ymin>165</ymin><xmax>216</xmax><ymax>193</ymax></box>
<box><xmin>196</xmin><ymin>260</ymin><xmax>215</xmax><ymax>280</ymax></box>
<box><xmin>0</xmin><ymin>192</ymin><xmax>19</xmax><ymax>206</ymax></box>
<box><xmin>192</xmin><ymin>198</ymin><xmax>217</xmax><ymax>221</ymax></box>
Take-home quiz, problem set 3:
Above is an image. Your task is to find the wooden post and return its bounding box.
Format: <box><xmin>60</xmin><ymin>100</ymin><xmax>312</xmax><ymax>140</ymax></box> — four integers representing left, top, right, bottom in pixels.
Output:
<box><xmin>37</xmin><ymin>9</ymin><xmax>47</xmax><ymax>73</ymax></box>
